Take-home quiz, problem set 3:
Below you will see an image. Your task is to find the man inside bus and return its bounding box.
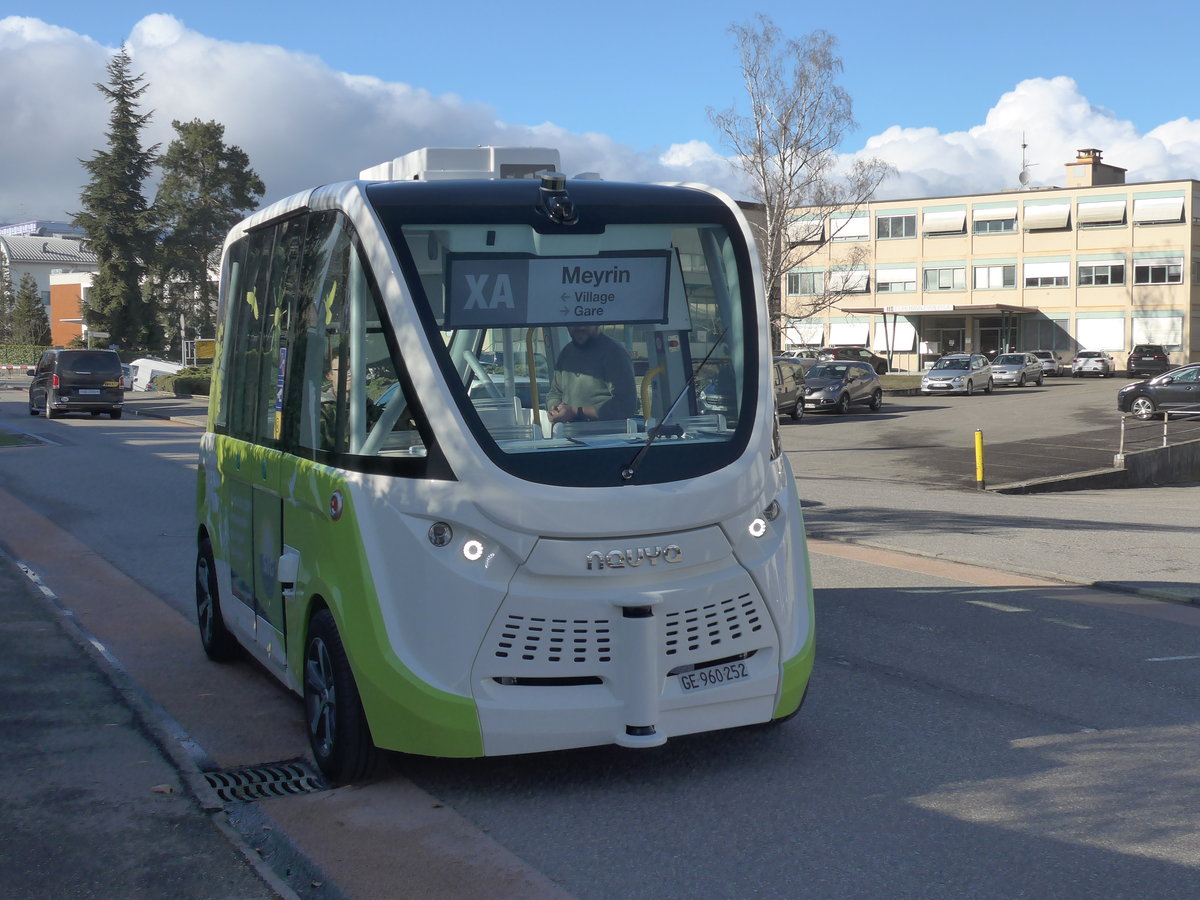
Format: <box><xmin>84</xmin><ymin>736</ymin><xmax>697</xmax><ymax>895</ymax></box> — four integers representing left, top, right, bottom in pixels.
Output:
<box><xmin>547</xmin><ymin>325</ymin><xmax>637</xmax><ymax>424</ymax></box>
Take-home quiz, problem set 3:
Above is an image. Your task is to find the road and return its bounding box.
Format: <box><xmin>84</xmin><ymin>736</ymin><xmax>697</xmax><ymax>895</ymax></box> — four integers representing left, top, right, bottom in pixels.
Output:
<box><xmin>2</xmin><ymin>379</ymin><xmax>1200</xmax><ymax>898</ymax></box>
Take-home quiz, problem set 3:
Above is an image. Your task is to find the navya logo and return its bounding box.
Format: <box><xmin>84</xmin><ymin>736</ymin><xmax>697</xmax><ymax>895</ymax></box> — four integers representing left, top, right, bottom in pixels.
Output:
<box><xmin>586</xmin><ymin>545</ymin><xmax>683</xmax><ymax>570</ymax></box>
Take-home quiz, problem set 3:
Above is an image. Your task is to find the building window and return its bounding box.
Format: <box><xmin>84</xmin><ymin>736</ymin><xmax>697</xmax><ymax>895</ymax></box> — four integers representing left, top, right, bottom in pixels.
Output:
<box><xmin>973</xmin><ymin>218</ymin><xmax>1016</xmax><ymax>234</ymax></box>
<box><xmin>787</xmin><ymin>272</ymin><xmax>823</xmax><ymax>295</ymax></box>
<box><xmin>923</xmin><ymin>267</ymin><xmax>965</xmax><ymax>291</ymax></box>
<box><xmin>1078</xmin><ymin>263</ymin><xmax>1125</xmax><ymax>286</ymax></box>
<box><xmin>876</xmin><ymin>215</ymin><xmax>916</xmax><ymax>239</ymax></box>
<box><xmin>1133</xmin><ymin>259</ymin><xmax>1183</xmax><ymax>285</ymax></box>
<box><xmin>1024</xmin><ymin>260</ymin><xmax>1069</xmax><ymax>288</ymax></box>
<box><xmin>973</xmin><ymin>265</ymin><xmax>1015</xmax><ymax>289</ymax></box>
<box><xmin>831</xmin><ymin>216</ymin><xmax>869</xmax><ymax>241</ymax></box>
<box><xmin>876</xmin><ymin>268</ymin><xmax>917</xmax><ymax>292</ymax></box>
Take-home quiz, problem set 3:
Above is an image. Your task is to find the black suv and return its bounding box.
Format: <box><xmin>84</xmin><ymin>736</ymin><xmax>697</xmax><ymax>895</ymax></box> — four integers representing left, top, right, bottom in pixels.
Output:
<box><xmin>29</xmin><ymin>349</ymin><xmax>125</xmax><ymax>419</ymax></box>
<box><xmin>816</xmin><ymin>346</ymin><xmax>889</xmax><ymax>375</ymax></box>
<box><xmin>1126</xmin><ymin>344</ymin><xmax>1171</xmax><ymax>378</ymax></box>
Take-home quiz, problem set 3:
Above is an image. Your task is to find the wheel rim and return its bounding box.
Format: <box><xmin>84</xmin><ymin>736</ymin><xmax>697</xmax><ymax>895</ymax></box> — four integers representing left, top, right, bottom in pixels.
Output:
<box><xmin>965</xmin><ymin>381</ymin><xmax>973</xmax><ymax>396</ymax></box>
<box><xmin>196</xmin><ymin>556</ymin><xmax>215</xmax><ymax>645</ymax></box>
<box><xmin>1131</xmin><ymin>397</ymin><xmax>1155</xmax><ymax>420</ymax></box>
<box><xmin>305</xmin><ymin>637</ymin><xmax>336</xmax><ymax>758</ymax></box>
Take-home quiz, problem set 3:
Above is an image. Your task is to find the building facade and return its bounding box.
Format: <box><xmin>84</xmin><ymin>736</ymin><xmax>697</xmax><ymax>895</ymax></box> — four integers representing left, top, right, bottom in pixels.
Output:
<box><xmin>784</xmin><ymin>150</ymin><xmax>1199</xmax><ymax>370</ymax></box>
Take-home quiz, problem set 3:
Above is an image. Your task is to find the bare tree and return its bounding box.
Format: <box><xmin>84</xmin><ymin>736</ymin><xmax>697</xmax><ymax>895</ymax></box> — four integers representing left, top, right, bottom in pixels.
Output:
<box><xmin>708</xmin><ymin>15</ymin><xmax>891</xmax><ymax>352</ymax></box>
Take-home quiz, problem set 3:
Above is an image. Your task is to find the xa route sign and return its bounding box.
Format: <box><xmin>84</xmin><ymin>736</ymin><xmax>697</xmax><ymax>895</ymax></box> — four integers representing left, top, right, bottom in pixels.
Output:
<box><xmin>445</xmin><ymin>252</ymin><xmax>671</xmax><ymax>328</ymax></box>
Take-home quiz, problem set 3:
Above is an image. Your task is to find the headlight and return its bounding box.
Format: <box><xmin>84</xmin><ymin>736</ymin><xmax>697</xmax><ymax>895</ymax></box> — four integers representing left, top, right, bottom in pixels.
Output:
<box><xmin>951</xmin><ymin>376</ymin><xmax>965</xmax><ymax>385</ymax></box>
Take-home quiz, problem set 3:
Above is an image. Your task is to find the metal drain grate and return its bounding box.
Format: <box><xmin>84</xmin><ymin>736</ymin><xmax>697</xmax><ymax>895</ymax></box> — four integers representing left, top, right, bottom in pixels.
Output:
<box><xmin>203</xmin><ymin>760</ymin><xmax>326</xmax><ymax>803</ymax></box>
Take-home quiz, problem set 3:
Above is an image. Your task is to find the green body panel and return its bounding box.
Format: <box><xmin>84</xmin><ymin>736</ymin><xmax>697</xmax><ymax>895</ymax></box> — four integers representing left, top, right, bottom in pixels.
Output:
<box><xmin>201</xmin><ymin>434</ymin><xmax>484</xmax><ymax>757</ymax></box>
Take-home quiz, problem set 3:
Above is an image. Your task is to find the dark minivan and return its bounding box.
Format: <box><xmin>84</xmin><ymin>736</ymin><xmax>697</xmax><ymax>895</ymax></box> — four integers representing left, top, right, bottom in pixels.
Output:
<box><xmin>29</xmin><ymin>349</ymin><xmax>125</xmax><ymax>419</ymax></box>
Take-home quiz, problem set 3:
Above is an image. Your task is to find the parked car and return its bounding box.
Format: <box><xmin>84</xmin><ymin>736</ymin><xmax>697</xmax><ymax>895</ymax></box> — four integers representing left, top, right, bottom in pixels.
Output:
<box><xmin>920</xmin><ymin>354</ymin><xmax>994</xmax><ymax>395</ymax></box>
<box><xmin>816</xmin><ymin>346</ymin><xmax>889</xmax><ymax>375</ymax></box>
<box><xmin>700</xmin><ymin>358</ymin><xmax>807</xmax><ymax>420</ymax></box>
<box><xmin>1071</xmin><ymin>350</ymin><xmax>1115</xmax><ymax>377</ymax></box>
<box><xmin>802</xmin><ymin>360</ymin><xmax>882</xmax><ymax>414</ymax></box>
<box><xmin>28</xmin><ymin>348</ymin><xmax>125</xmax><ymax>419</ymax></box>
<box><xmin>1126</xmin><ymin>344</ymin><xmax>1171</xmax><ymax>379</ymax></box>
<box><xmin>773</xmin><ymin>357</ymin><xmax>806</xmax><ymax>420</ymax></box>
<box><xmin>1026</xmin><ymin>350</ymin><xmax>1062</xmax><ymax>377</ymax></box>
<box><xmin>990</xmin><ymin>352</ymin><xmax>1045</xmax><ymax>387</ymax></box>
<box><xmin>1117</xmin><ymin>363</ymin><xmax>1200</xmax><ymax>419</ymax></box>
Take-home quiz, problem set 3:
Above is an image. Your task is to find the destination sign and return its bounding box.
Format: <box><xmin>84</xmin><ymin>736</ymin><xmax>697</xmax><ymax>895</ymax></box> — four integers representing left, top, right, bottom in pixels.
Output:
<box><xmin>445</xmin><ymin>252</ymin><xmax>671</xmax><ymax>328</ymax></box>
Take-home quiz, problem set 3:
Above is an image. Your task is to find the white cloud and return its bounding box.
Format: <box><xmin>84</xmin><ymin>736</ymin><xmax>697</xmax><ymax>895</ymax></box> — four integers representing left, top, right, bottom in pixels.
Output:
<box><xmin>2</xmin><ymin>17</ymin><xmax>1199</xmax><ymax>226</ymax></box>
<box><xmin>857</xmin><ymin>76</ymin><xmax>1200</xmax><ymax>199</ymax></box>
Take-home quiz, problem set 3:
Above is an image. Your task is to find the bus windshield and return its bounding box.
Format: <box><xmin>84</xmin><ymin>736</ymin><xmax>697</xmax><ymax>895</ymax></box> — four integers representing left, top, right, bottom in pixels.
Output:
<box><xmin>378</xmin><ymin>201</ymin><xmax>759</xmax><ymax>486</ymax></box>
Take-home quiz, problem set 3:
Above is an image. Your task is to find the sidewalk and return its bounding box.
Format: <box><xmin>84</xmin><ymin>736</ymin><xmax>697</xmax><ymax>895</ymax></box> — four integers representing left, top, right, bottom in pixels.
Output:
<box><xmin>0</xmin><ymin>548</ymin><xmax>288</xmax><ymax>899</ymax></box>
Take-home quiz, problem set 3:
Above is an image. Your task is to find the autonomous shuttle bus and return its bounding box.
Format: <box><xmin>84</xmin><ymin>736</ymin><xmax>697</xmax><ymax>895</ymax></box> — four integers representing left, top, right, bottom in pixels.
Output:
<box><xmin>195</xmin><ymin>146</ymin><xmax>815</xmax><ymax>781</ymax></box>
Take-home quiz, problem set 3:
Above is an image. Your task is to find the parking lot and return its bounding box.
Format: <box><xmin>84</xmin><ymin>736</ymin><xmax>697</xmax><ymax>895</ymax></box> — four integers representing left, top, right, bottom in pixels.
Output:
<box><xmin>781</xmin><ymin>373</ymin><xmax>1197</xmax><ymax>489</ymax></box>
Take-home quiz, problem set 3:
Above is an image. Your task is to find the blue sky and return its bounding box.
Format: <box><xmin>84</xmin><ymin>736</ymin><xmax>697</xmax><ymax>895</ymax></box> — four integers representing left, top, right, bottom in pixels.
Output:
<box><xmin>2</xmin><ymin>1</ymin><xmax>1198</xmax><ymax>222</ymax></box>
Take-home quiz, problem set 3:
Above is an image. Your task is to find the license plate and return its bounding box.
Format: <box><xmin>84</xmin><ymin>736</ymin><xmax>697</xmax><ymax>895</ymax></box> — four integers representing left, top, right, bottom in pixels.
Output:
<box><xmin>678</xmin><ymin>661</ymin><xmax>749</xmax><ymax>692</ymax></box>
<box><xmin>78</xmin><ymin>389</ymin><xmax>100</xmax><ymax>395</ymax></box>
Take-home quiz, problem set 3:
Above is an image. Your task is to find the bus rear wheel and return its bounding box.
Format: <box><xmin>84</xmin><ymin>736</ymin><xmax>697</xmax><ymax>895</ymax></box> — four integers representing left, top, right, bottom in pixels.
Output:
<box><xmin>304</xmin><ymin>609</ymin><xmax>382</xmax><ymax>783</ymax></box>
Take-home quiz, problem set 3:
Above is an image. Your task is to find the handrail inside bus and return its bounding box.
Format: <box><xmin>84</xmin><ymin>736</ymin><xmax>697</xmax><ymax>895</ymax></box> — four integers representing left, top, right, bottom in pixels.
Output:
<box><xmin>464</xmin><ymin>350</ymin><xmax>502</xmax><ymax>399</ymax></box>
<box><xmin>641</xmin><ymin>365</ymin><xmax>665</xmax><ymax>420</ymax></box>
<box><xmin>525</xmin><ymin>328</ymin><xmax>541</xmax><ymax>420</ymax></box>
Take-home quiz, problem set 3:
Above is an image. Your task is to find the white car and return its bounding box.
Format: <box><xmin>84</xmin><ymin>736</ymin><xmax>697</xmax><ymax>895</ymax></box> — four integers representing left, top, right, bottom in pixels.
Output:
<box><xmin>1071</xmin><ymin>350</ymin><xmax>1115</xmax><ymax>377</ymax></box>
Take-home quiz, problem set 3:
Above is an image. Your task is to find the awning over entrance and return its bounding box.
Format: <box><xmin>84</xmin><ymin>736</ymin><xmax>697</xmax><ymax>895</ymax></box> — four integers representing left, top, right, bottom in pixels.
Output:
<box><xmin>839</xmin><ymin>303</ymin><xmax>1032</xmax><ymax>317</ymax></box>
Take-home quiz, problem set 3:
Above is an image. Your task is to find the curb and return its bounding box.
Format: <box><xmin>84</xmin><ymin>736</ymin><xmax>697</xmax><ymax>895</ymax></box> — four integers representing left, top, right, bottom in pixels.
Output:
<box><xmin>2</xmin><ymin>549</ymin><xmax>323</xmax><ymax>900</ymax></box>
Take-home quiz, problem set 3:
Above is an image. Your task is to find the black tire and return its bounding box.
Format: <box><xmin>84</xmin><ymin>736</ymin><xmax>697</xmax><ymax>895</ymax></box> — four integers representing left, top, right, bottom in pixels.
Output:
<box><xmin>28</xmin><ymin>397</ymin><xmax>37</xmax><ymax>416</ymax></box>
<box><xmin>869</xmin><ymin>389</ymin><xmax>883</xmax><ymax>411</ymax></box>
<box><xmin>789</xmin><ymin>402</ymin><xmax>800</xmax><ymax>421</ymax></box>
<box><xmin>984</xmin><ymin>378</ymin><xmax>994</xmax><ymax>394</ymax></box>
<box><xmin>964</xmin><ymin>380</ymin><xmax>974</xmax><ymax>396</ymax></box>
<box><xmin>304</xmin><ymin>609</ymin><xmax>382</xmax><ymax>783</ymax></box>
<box><xmin>110</xmin><ymin>409</ymin><xmax>123</xmax><ymax>420</ymax></box>
<box><xmin>1036</xmin><ymin>374</ymin><xmax>1044</xmax><ymax>386</ymax></box>
<box><xmin>1017</xmin><ymin>374</ymin><xmax>1026</xmax><ymax>387</ymax></box>
<box><xmin>835</xmin><ymin>393</ymin><xmax>851</xmax><ymax>414</ymax></box>
<box><xmin>1130</xmin><ymin>396</ymin><xmax>1157</xmax><ymax>420</ymax></box>
<box><xmin>196</xmin><ymin>538</ymin><xmax>239</xmax><ymax>662</ymax></box>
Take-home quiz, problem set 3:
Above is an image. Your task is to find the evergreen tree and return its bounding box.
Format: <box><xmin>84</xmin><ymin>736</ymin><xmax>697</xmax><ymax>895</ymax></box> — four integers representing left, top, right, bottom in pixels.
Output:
<box><xmin>0</xmin><ymin>253</ymin><xmax>14</xmax><ymax>343</ymax></box>
<box><xmin>11</xmin><ymin>273</ymin><xmax>51</xmax><ymax>346</ymax></box>
<box><xmin>72</xmin><ymin>47</ymin><xmax>160</xmax><ymax>351</ymax></box>
<box><xmin>153</xmin><ymin>118</ymin><xmax>265</xmax><ymax>347</ymax></box>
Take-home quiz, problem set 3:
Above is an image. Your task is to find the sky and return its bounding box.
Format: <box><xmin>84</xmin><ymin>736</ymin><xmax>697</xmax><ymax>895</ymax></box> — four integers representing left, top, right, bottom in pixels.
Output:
<box><xmin>3</xmin><ymin>1</ymin><xmax>1199</xmax><ymax>224</ymax></box>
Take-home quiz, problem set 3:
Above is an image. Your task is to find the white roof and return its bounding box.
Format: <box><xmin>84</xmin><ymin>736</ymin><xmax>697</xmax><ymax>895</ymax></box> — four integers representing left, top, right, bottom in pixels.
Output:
<box><xmin>0</xmin><ymin>235</ymin><xmax>97</xmax><ymax>266</ymax></box>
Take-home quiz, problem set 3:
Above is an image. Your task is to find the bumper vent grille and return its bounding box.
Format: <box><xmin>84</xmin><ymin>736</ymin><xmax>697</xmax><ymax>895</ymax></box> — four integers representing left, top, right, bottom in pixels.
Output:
<box><xmin>493</xmin><ymin>614</ymin><xmax>614</xmax><ymax>664</ymax></box>
<box><xmin>663</xmin><ymin>592</ymin><xmax>762</xmax><ymax>656</ymax></box>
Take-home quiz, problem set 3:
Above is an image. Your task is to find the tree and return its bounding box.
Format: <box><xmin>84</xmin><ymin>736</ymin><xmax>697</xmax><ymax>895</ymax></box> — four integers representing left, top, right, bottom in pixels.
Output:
<box><xmin>708</xmin><ymin>16</ymin><xmax>891</xmax><ymax>351</ymax></box>
<box><xmin>72</xmin><ymin>47</ymin><xmax>160</xmax><ymax>351</ymax></box>
<box><xmin>11</xmin><ymin>273</ymin><xmax>51</xmax><ymax>346</ymax></box>
<box><xmin>151</xmin><ymin>118</ymin><xmax>265</xmax><ymax>348</ymax></box>
<box><xmin>0</xmin><ymin>253</ymin><xmax>14</xmax><ymax>343</ymax></box>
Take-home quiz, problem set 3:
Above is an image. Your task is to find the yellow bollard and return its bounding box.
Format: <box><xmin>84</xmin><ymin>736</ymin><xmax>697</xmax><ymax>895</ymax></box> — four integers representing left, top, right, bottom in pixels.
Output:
<box><xmin>974</xmin><ymin>429</ymin><xmax>985</xmax><ymax>491</ymax></box>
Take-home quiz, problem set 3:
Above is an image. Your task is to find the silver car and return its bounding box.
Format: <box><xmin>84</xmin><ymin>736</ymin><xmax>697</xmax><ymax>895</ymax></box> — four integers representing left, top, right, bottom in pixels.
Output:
<box><xmin>921</xmin><ymin>354</ymin><xmax>994</xmax><ymax>395</ymax></box>
<box><xmin>1071</xmin><ymin>350</ymin><xmax>1115</xmax><ymax>377</ymax></box>
<box><xmin>991</xmin><ymin>352</ymin><xmax>1044</xmax><ymax>387</ymax></box>
<box><xmin>802</xmin><ymin>361</ymin><xmax>883</xmax><ymax>414</ymax></box>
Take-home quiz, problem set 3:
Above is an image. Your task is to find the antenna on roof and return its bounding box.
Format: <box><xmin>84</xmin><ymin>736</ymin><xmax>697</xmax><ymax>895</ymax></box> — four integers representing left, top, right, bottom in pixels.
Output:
<box><xmin>1018</xmin><ymin>132</ymin><xmax>1037</xmax><ymax>188</ymax></box>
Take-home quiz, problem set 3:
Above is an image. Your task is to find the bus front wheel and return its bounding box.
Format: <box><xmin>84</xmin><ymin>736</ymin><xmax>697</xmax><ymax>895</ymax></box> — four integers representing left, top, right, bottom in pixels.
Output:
<box><xmin>196</xmin><ymin>538</ymin><xmax>239</xmax><ymax>662</ymax></box>
<box><xmin>304</xmin><ymin>609</ymin><xmax>382</xmax><ymax>783</ymax></box>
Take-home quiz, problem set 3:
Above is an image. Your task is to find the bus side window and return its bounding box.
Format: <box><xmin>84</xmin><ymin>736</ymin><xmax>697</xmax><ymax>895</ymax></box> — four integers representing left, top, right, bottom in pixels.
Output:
<box><xmin>224</xmin><ymin>227</ymin><xmax>273</xmax><ymax>442</ymax></box>
<box><xmin>294</xmin><ymin>216</ymin><xmax>352</xmax><ymax>455</ymax></box>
